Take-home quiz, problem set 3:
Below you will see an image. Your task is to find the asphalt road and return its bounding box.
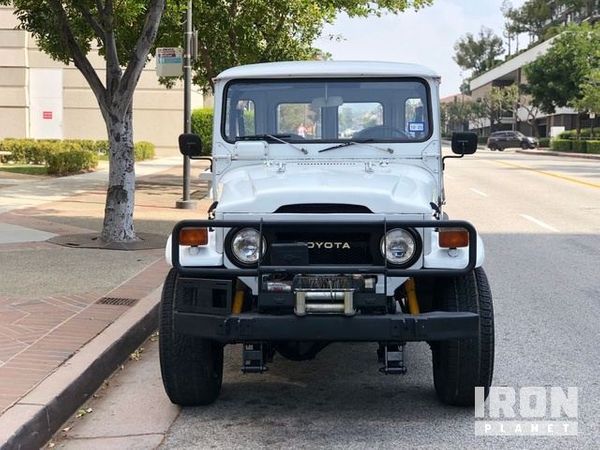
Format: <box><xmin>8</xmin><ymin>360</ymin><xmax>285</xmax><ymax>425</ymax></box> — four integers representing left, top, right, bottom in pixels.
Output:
<box><xmin>54</xmin><ymin>149</ymin><xmax>600</xmax><ymax>449</ymax></box>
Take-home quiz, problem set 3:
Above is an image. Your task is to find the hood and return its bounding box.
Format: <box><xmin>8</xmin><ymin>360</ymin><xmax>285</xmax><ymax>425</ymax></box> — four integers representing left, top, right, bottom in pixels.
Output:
<box><xmin>216</xmin><ymin>162</ymin><xmax>438</xmax><ymax>214</ymax></box>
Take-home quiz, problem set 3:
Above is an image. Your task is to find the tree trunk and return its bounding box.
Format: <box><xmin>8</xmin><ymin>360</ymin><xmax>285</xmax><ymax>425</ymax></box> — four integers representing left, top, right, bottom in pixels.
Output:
<box><xmin>101</xmin><ymin>106</ymin><xmax>137</xmax><ymax>242</ymax></box>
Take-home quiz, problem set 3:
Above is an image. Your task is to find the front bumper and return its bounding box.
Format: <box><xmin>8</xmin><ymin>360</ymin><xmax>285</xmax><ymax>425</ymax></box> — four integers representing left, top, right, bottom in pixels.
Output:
<box><xmin>174</xmin><ymin>311</ymin><xmax>479</xmax><ymax>343</ymax></box>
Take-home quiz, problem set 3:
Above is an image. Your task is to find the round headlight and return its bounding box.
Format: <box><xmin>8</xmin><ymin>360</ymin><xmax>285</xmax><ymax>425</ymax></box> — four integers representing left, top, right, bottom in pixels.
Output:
<box><xmin>230</xmin><ymin>228</ymin><xmax>266</xmax><ymax>265</ymax></box>
<box><xmin>381</xmin><ymin>228</ymin><xmax>418</xmax><ymax>265</ymax></box>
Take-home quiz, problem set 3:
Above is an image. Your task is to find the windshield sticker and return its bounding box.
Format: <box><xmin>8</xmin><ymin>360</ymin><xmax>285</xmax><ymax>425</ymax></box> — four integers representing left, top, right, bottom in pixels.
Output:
<box><xmin>408</xmin><ymin>122</ymin><xmax>425</xmax><ymax>132</ymax></box>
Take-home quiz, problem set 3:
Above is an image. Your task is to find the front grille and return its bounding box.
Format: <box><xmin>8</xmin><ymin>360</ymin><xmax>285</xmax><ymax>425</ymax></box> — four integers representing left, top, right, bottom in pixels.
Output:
<box><xmin>265</xmin><ymin>229</ymin><xmax>381</xmax><ymax>265</ymax></box>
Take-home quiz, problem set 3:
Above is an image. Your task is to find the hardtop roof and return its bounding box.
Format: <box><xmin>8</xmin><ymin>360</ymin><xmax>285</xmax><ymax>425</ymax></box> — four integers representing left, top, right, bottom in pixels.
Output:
<box><xmin>215</xmin><ymin>61</ymin><xmax>440</xmax><ymax>82</ymax></box>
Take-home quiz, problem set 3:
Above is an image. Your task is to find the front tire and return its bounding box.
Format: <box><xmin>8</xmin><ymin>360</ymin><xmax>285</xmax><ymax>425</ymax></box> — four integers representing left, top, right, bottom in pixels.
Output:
<box><xmin>432</xmin><ymin>267</ymin><xmax>494</xmax><ymax>406</ymax></box>
<box><xmin>159</xmin><ymin>269</ymin><xmax>224</xmax><ymax>406</ymax></box>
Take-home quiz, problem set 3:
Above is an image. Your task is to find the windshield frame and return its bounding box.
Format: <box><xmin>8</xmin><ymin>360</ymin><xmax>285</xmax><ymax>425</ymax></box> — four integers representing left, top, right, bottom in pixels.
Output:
<box><xmin>220</xmin><ymin>77</ymin><xmax>434</xmax><ymax>145</ymax></box>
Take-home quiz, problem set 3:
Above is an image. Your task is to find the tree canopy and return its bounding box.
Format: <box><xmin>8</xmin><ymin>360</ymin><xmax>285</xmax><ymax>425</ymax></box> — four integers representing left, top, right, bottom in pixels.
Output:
<box><xmin>158</xmin><ymin>0</ymin><xmax>433</xmax><ymax>92</ymax></box>
<box><xmin>453</xmin><ymin>27</ymin><xmax>504</xmax><ymax>77</ymax></box>
<box><xmin>2</xmin><ymin>0</ymin><xmax>169</xmax><ymax>242</ymax></box>
<box><xmin>524</xmin><ymin>23</ymin><xmax>600</xmax><ymax>113</ymax></box>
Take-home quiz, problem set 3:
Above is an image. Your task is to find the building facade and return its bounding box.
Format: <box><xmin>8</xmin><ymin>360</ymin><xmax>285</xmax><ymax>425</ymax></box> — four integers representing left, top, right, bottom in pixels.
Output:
<box><xmin>469</xmin><ymin>1</ymin><xmax>600</xmax><ymax>137</ymax></box>
<box><xmin>0</xmin><ymin>5</ymin><xmax>206</xmax><ymax>151</ymax></box>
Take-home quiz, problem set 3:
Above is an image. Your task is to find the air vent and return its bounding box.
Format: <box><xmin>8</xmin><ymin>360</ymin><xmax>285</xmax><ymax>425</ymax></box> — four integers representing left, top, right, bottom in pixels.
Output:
<box><xmin>275</xmin><ymin>204</ymin><xmax>372</xmax><ymax>214</ymax></box>
<box><xmin>96</xmin><ymin>297</ymin><xmax>139</xmax><ymax>307</ymax></box>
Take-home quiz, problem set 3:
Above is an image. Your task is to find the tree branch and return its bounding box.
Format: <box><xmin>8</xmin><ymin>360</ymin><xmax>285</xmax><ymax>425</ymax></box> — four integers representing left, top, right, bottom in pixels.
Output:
<box><xmin>49</xmin><ymin>0</ymin><xmax>107</xmax><ymax>110</ymax></box>
<box><xmin>72</xmin><ymin>4</ymin><xmax>105</xmax><ymax>40</ymax></box>
<box><xmin>101</xmin><ymin>0</ymin><xmax>122</xmax><ymax>99</ymax></box>
<box><xmin>117</xmin><ymin>0</ymin><xmax>166</xmax><ymax>117</ymax></box>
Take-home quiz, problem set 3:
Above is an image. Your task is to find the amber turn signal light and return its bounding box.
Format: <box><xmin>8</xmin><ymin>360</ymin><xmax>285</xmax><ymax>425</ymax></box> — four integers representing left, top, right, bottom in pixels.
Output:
<box><xmin>179</xmin><ymin>227</ymin><xmax>208</xmax><ymax>246</ymax></box>
<box><xmin>439</xmin><ymin>228</ymin><xmax>469</xmax><ymax>248</ymax></box>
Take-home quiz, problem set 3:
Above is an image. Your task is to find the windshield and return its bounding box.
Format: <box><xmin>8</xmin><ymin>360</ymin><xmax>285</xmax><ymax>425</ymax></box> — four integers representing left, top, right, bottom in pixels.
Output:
<box><xmin>223</xmin><ymin>78</ymin><xmax>431</xmax><ymax>144</ymax></box>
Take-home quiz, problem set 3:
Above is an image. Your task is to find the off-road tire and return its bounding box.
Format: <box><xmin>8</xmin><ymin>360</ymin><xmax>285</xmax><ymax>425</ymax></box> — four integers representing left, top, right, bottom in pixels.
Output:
<box><xmin>159</xmin><ymin>269</ymin><xmax>224</xmax><ymax>406</ymax></box>
<box><xmin>432</xmin><ymin>267</ymin><xmax>494</xmax><ymax>406</ymax></box>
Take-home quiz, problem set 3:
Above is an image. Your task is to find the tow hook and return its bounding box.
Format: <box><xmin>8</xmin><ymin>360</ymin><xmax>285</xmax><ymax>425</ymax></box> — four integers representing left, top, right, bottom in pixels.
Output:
<box><xmin>241</xmin><ymin>343</ymin><xmax>272</xmax><ymax>373</ymax></box>
<box><xmin>378</xmin><ymin>343</ymin><xmax>407</xmax><ymax>375</ymax></box>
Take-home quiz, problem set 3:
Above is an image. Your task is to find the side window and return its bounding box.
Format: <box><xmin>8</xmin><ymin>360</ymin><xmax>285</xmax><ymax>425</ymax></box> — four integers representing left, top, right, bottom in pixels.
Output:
<box><xmin>405</xmin><ymin>98</ymin><xmax>427</xmax><ymax>136</ymax></box>
<box><xmin>277</xmin><ymin>103</ymin><xmax>321</xmax><ymax>138</ymax></box>
<box><xmin>338</xmin><ymin>103</ymin><xmax>383</xmax><ymax>138</ymax></box>
<box><xmin>225</xmin><ymin>99</ymin><xmax>255</xmax><ymax>138</ymax></box>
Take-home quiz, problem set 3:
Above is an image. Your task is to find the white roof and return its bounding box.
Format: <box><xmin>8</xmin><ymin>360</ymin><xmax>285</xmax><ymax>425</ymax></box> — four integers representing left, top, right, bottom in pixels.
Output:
<box><xmin>216</xmin><ymin>61</ymin><xmax>439</xmax><ymax>81</ymax></box>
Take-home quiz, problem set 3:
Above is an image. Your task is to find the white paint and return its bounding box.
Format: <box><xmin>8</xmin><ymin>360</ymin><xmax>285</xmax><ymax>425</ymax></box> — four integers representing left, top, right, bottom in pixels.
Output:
<box><xmin>29</xmin><ymin>68</ymin><xmax>63</xmax><ymax>139</ymax></box>
<box><xmin>520</xmin><ymin>214</ymin><xmax>560</xmax><ymax>232</ymax></box>
<box><xmin>470</xmin><ymin>188</ymin><xmax>489</xmax><ymax>197</ymax></box>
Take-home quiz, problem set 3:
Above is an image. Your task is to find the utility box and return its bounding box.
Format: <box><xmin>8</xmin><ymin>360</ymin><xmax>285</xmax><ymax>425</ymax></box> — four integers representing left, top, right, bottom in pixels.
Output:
<box><xmin>156</xmin><ymin>47</ymin><xmax>183</xmax><ymax>77</ymax></box>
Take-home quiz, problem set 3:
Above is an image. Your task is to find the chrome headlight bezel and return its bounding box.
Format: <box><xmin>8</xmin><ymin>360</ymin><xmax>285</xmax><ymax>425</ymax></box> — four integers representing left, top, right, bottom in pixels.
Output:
<box><xmin>225</xmin><ymin>227</ymin><xmax>267</xmax><ymax>267</ymax></box>
<box><xmin>380</xmin><ymin>228</ymin><xmax>421</xmax><ymax>267</ymax></box>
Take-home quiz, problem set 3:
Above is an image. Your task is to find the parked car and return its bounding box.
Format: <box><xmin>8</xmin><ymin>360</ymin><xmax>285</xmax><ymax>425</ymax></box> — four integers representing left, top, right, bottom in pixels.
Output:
<box><xmin>487</xmin><ymin>131</ymin><xmax>538</xmax><ymax>150</ymax></box>
<box><xmin>160</xmin><ymin>61</ymin><xmax>493</xmax><ymax>408</ymax></box>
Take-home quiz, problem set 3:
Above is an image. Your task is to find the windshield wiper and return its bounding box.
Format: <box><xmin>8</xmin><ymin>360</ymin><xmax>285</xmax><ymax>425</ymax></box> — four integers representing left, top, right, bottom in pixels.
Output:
<box><xmin>238</xmin><ymin>134</ymin><xmax>308</xmax><ymax>154</ymax></box>
<box><xmin>319</xmin><ymin>140</ymin><xmax>394</xmax><ymax>154</ymax></box>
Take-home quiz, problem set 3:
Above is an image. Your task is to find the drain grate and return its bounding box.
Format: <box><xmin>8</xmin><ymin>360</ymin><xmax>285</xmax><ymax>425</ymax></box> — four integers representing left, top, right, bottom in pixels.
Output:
<box><xmin>96</xmin><ymin>297</ymin><xmax>139</xmax><ymax>307</ymax></box>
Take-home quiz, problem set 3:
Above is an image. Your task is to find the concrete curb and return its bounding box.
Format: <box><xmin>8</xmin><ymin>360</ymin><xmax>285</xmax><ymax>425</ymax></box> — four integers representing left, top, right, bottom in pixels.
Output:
<box><xmin>0</xmin><ymin>287</ymin><xmax>162</xmax><ymax>450</ymax></box>
<box><xmin>516</xmin><ymin>149</ymin><xmax>600</xmax><ymax>160</ymax></box>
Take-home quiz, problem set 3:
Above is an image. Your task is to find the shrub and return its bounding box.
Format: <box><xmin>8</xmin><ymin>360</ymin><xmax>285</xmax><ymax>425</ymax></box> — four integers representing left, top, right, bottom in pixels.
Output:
<box><xmin>558</xmin><ymin>128</ymin><xmax>599</xmax><ymax>140</ymax></box>
<box><xmin>586</xmin><ymin>140</ymin><xmax>600</xmax><ymax>154</ymax></box>
<box><xmin>191</xmin><ymin>108</ymin><xmax>213</xmax><ymax>155</ymax></box>
<box><xmin>478</xmin><ymin>136</ymin><xmax>488</xmax><ymax>145</ymax></box>
<box><xmin>538</xmin><ymin>137</ymin><xmax>551</xmax><ymax>148</ymax></box>
<box><xmin>551</xmin><ymin>139</ymin><xmax>572</xmax><ymax>152</ymax></box>
<box><xmin>571</xmin><ymin>140</ymin><xmax>587</xmax><ymax>153</ymax></box>
<box><xmin>46</xmin><ymin>150</ymin><xmax>98</xmax><ymax>175</ymax></box>
<box><xmin>134</xmin><ymin>141</ymin><xmax>156</xmax><ymax>161</ymax></box>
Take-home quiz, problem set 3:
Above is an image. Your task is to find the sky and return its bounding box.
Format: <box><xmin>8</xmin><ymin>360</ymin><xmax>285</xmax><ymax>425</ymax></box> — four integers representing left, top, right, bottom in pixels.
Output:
<box><xmin>315</xmin><ymin>0</ymin><xmax>527</xmax><ymax>97</ymax></box>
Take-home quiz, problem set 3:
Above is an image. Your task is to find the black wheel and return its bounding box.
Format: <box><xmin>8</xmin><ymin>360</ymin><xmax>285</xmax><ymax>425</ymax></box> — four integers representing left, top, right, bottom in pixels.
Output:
<box><xmin>432</xmin><ymin>267</ymin><xmax>494</xmax><ymax>406</ymax></box>
<box><xmin>159</xmin><ymin>269</ymin><xmax>224</xmax><ymax>406</ymax></box>
<box><xmin>521</xmin><ymin>141</ymin><xmax>529</xmax><ymax>149</ymax></box>
<box><xmin>488</xmin><ymin>144</ymin><xmax>496</xmax><ymax>151</ymax></box>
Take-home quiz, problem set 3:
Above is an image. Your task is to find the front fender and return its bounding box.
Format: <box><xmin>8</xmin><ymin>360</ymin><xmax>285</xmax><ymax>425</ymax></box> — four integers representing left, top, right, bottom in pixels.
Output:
<box><xmin>424</xmin><ymin>232</ymin><xmax>485</xmax><ymax>270</ymax></box>
<box><xmin>165</xmin><ymin>233</ymin><xmax>223</xmax><ymax>268</ymax></box>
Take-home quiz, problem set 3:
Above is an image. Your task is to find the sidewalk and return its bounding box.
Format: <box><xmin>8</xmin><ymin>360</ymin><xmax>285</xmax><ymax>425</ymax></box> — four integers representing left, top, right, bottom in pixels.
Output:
<box><xmin>0</xmin><ymin>156</ymin><xmax>211</xmax><ymax>444</ymax></box>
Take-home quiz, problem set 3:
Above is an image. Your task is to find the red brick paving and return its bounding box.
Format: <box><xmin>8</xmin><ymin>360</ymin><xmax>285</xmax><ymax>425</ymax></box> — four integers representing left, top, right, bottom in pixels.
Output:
<box><xmin>0</xmin><ymin>258</ymin><xmax>169</xmax><ymax>413</ymax></box>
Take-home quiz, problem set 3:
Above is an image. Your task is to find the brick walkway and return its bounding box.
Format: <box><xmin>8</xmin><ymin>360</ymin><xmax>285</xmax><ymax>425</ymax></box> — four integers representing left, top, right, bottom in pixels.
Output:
<box><xmin>0</xmin><ymin>258</ymin><xmax>168</xmax><ymax>412</ymax></box>
<box><xmin>0</xmin><ymin>159</ymin><xmax>211</xmax><ymax>415</ymax></box>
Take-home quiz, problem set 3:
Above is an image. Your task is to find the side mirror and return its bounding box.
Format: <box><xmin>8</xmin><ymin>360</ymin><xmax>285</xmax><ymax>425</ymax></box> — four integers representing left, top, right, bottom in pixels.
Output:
<box><xmin>451</xmin><ymin>132</ymin><xmax>478</xmax><ymax>155</ymax></box>
<box><xmin>178</xmin><ymin>133</ymin><xmax>203</xmax><ymax>158</ymax></box>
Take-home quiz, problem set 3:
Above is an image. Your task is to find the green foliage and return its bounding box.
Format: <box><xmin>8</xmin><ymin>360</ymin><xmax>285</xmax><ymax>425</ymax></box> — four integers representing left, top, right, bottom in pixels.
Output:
<box><xmin>453</xmin><ymin>27</ymin><xmax>504</xmax><ymax>76</ymax></box>
<box><xmin>191</xmin><ymin>108</ymin><xmax>214</xmax><ymax>155</ymax></box>
<box><xmin>538</xmin><ymin>137</ymin><xmax>551</xmax><ymax>148</ymax></box>
<box><xmin>558</xmin><ymin>128</ymin><xmax>600</xmax><ymax>139</ymax></box>
<box><xmin>134</xmin><ymin>142</ymin><xmax>156</xmax><ymax>161</ymax></box>
<box><xmin>525</xmin><ymin>23</ymin><xmax>600</xmax><ymax>113</ymax></box>
<box><xmin>158</xmin><ymin>0</ymin><xmax>433</xmax><ymax>92</ymax></box>
<box><xmin>46</xmin><ymin>149</ymin><xmax>99</xmax><ymax>175</ymax></box>
<box><xmin>0</xmin><ymin>138</ymin><xmax>151</xmax><ymax>170</ymax></box>
<box><xmin>572</xmin><ymin>69</ymin><xmax>600</xmax><ymax>115</ymax></box>
<box><xmin>571</xmin><ymin>140</ymin><xmax>587</xmax><ymax>153</ymax></box>
<box><xmin>586</xmin><ymin>140</ymin><xmax>600</xmax><ymax>154</ymax></box>
<box><xmin>551</xmin><ymin>139</ymin><xmax>573</xmax><ymax>152</ymax></box>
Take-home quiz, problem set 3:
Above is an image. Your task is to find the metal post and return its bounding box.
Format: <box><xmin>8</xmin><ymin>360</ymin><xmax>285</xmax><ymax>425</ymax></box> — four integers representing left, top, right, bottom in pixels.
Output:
<box><xmin>176</xmin><ymin>0</ymin><xmax>198</xmax><ymax>209</ymax></box>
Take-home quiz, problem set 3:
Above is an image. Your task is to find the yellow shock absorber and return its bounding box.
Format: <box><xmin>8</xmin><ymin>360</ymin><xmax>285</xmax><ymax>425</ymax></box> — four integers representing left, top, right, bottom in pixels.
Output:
<box><xmin>405</xmin><ymin>278</ymin><xmax>420</xmax><ymax>315</ymax></box>
<box><xmin>232</xmin><ymin>285</ymin><xmax>245</xmax><ymax>314</ymax></box>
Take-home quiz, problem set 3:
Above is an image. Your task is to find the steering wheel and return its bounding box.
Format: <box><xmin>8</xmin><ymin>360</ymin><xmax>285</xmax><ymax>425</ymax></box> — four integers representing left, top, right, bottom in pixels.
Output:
<box><xmin>353</xmin><ymin>125</ymin><xmax>409</xmax><ymax>140</ymax></box>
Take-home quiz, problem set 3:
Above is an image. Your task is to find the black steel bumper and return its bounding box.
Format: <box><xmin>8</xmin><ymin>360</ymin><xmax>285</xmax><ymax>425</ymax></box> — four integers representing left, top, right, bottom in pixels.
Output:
<box><xmin>173</xmin><ymin>311</ymin><xmax>479</xmax><ymax>343</ymax></box>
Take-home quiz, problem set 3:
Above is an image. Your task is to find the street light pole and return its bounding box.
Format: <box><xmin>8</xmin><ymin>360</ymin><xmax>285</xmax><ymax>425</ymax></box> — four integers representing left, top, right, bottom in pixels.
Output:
<box><xmin>176</xmin><ymin>0</ymin><xmax>198</xmax><ymax>209</ymax></box>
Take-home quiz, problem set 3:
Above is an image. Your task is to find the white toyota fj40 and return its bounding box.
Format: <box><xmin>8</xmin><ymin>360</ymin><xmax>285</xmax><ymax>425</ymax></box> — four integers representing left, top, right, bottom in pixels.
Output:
<box><xmin>160</xmin><ymin>61</ymin><xmax>493</xmax><ymax>407</ymax></box>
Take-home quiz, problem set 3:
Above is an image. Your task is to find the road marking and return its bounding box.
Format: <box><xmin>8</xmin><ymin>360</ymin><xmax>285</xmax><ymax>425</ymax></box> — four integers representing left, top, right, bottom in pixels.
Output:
<box><xmin>491</xmin><ymin>159</ymin><xmax>600</xmax><ymax>189</ymax></box>
<box><xmin>519</xmin><ymin>214</ymin><xmax>560</xmax><ymax>232</ymax></box>
<box><xmin>469</xmin><ymin>188</ymin><xmax>488</xmax><ymax>197</ymax></box>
